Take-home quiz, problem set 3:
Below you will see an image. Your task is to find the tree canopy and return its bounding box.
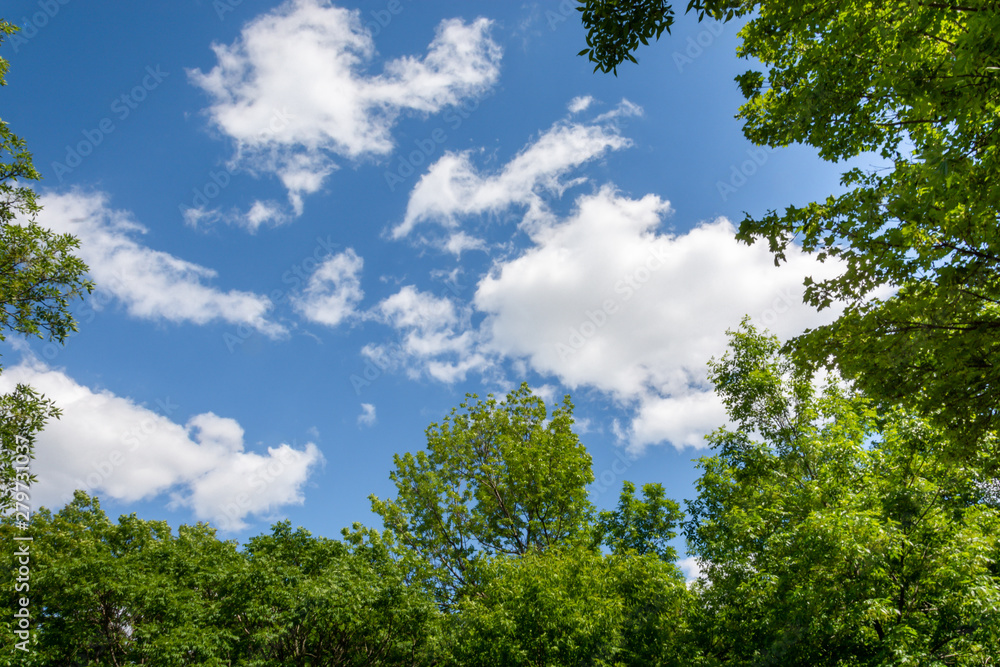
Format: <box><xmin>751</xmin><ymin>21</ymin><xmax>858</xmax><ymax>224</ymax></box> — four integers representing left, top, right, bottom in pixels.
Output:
<box><xmin>0</xmin><ymin>20</ymin><xmax>92</xmax><ymax>513</ymax></box>
<box><xmin>369</xmin><ymin>383</ymin><xmax>596</xmax><ymax>604</ymax></box>
<box><xmin>686</xmin><ymin>322</ymin><xmax>1000</xmax><ymax>664</ymax></box>
<box><xmin>5</xmin><ymin>332</ymin><xmax>999</xmax><ymax>665</ymax></box>
<box><xmin>579</xmin><ymin>0</ymin><xmax>1000</xmax><ymax>451</ymax></box>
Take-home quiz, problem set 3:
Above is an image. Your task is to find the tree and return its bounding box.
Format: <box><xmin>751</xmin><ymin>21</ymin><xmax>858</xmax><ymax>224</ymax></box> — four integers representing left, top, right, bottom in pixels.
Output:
<box><xmin>450</xmin><ymin>546</ymin><xmax>695</xmax><ymax>667</ymax></box>
<box><xmin>223</xmin><ymin>521</ymin><xmax>443</xmax><ymax>667</ymax></box>
<box><xmin>370</xmin><ymin>383</ymin><xmax>595</xmax><ymax>604</ymax></box>
<box><xmin>594</xmin><ymin>480</ymin><xmax>683</xmax><ymax>562</ymax></box>
<box><xmin>0</xmin><ymin>493</ymin><xmax>445</xmax><ymax>666</ymax></box>
<box><xmin>0</xmin><ymin>21</ymin><xmax>92</xmax><ymax>511</ymax></box>
<box><xmin>578</xmin><ymin>0</ymin><xmax>1000</xmax><ymax>450</ymax></box>
<box><xmin>577</xmin><ymin>0</ymin><xmax>741</xmax><ymax>74</ymax></box>
<box><xmin>0</xmin><ymin>491</ymin><xmax>242</xmax><ymax>665</ymax></box>
<box><xmin>684</xmin><ymin>322</ymin><xmax>1000</xmax><ymax>664</ymax></box>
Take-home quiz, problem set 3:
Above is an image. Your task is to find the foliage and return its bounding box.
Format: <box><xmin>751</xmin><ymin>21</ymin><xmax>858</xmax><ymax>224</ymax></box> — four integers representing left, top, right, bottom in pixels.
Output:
<box><xmin>685</xmin><ymin>322</ymin><xmax>1000</xmax><ymax>664</ymax></box>
<box><xmin>577</xmin><ymin>0</ymin><xmax>742</xmax><ymax>73</ymax></box>
<box><xmin>370</xmin><ymin>383</ymin><xmax>595</xmax><ymax>604</ymax></box>
<box><xmin>578</xmin><ymin>0</ymin><xmax>1000</xmax><ymax>449</ymax></box>
<box><xmin>450</xmin><ymin>546</ymin><xmax>694</xmax><ymax>667</ymax></box>
<box><xmin>0</xmin><ymin>20</ymin><xmax>92</xmax><ymax>512</ymax></box>
<box><xmin>594</xmin><ymin>480</ymin><xmax>683</xmax><ymax>562</ymax></box>
<box><xmin>1</xmin><ymin>491</ymin><xmax>243</xmax><ymax>666</ymax></box>
<box><xmin>0</xmin><ymin>493</ymin><xmax>444</xmax><ymax>666</ymax></box>
<box><xmin>223</xmin><ymin>521</ymin><xmax>443</xmax><ymax>667</ymax></box>
<box><xmin>576</xmin><ymin>0</ymin><xmax>678</xmax><ymax>74</ymax></box>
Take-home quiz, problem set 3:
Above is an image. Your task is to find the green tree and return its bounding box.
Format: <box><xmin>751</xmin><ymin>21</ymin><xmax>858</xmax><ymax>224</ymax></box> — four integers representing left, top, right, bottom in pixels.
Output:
<box><xmin>450</xmin><ymin>545</ymin><xmax>695</xmax><ymax>667</ymax></box>
<box><xmin>370</xmin><ymin>383</ymin><xmax>595</xmax><ymax>605</ymax></box>
<box><xmin>0</xmin><ymin>494</ymin><xmax>445</xmax><ymax>666</ymax></box>
<box><xmin>578</xmin><ymin>0</ymin><xmax>1000</xmax><ymax>449</ymax></box>
<box><xmin>0</xmin><ymin>491</ymin><xmax>242</xmax><ymax>666</ymax></box>
<box><xmin>223</xmin><ymin>521</ymin><xmax>443</xmax><ymax>667</ymax></box>
<box><xmin>0</xmin><ymin>20</ymin><xmax>92</xmax><ymax>511</ymax></box>
<box><xmin>685</xmin><ymin>322</ymin><xmax>1000</xmax><ymax>664</ymax></box>
<box><xmin>595</xmin><ymin>480</ymin><xmax>683</xmax><ymax>562</ymax></box>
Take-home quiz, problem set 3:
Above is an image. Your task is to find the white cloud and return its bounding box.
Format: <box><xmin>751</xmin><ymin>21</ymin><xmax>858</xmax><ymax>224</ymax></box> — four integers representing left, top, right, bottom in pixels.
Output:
<box><xmin>245</xmin><ymin>200</ymin><xmax>289</xmax><ymax>230</ymax></box>
<box><xmin>371</xmin><ymin>107</ymin><xmax>842</xmax><ymax>452</ymax></box>
<box><xmin>392</xmin><ymin>101</ymin><xmax>639</xmax><ymax>239</ymax></box>
<box><xmin>370</xmin><ymin>285</ymin><xmax>488</xmax><ymax>382</ymax></box>
<box><xmin>530</xmin><ymin>383</ymin><xmax>558</xmax><ymax>404</ymax></box>
<box><xmin>0</xmin><ymin>359</ymin><xmax>323</xmax><ymax>530</ymax></box>
<box><xmin>37</xmin><ymin>191</ymin><xmax>285</xmax><ymax>337</ymax></box>
<box><xmin>443</xmin><ymin>230</ymin><xmax>486</xmax><ymax>256</ymax></box>
<box><xmin>189</xmin><ymin>0</ymin><xmax>502</xmax><ymax>214</ymax></box>
<box><xmin>678</xmin><ymin>556</ymin><xmax>705</xmax><ymax>583</ymax></box>
<box><xmin>182</xmin><ymin>199</ymin><xmax>292</xmax><ymax>233</ymax></box>
<box><xmin>357</xmin><ymin>403</ymin><xmax>376</xmax><ymax>427</ymax></box>
<box><xmin>568</xmin><ymin>95</ymin><xmax>594</xmax><ymax>113</ymax></box>
<box><xmin>473</xmin><ymin>186</ymin><xmax>843</xmax><ymax>452</ymax></box>
<box><xmin>293</xmin><ymin>249</ymin><xmax>364</xmax><ymax>327</ymax></box>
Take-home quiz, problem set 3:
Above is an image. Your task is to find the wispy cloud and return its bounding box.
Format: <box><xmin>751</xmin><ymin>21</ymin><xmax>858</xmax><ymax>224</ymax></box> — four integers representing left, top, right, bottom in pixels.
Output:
<box><xmin>37</xmin><ymin>191</ymin><xmax>285</xmax><ymax>337</ymax></box>
<box><xmin>189</xmin><ymin>0</ymin><xmax>502</xmax><ymax>215</ymax></box>
<box><xmin>292</xmin><ymin>249</ymin><xmax>365</xmax><ymax>327</ymax></box>
<box><xmin>392</xmin><ymin>99</ymin><xmax>640</xmax><ymax>240</ymax></box>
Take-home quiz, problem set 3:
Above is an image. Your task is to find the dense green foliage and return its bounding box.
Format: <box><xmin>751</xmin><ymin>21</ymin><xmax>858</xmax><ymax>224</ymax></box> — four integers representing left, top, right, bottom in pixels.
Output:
<box><xmin>0</xmin><ymin>21</ymin><xmax>92</xmax><ymax>512</ymax></box>
<box><xmin>452</xmin><ymin>546</ymin><xmax>693</xmax><ymax>667</ymax></box>
<box><xmin>1</xmin><ymin>494</ymin><xmax>444</xmax><ymax>666</ymax></box>
<box><xmin>688</xmin><ymin>322</ymin><xmax>1000</xmax><ymax>664</ymax></box>
<box><xmin>3</xmin><ymin>3</ymin><xmax>1000</xmax><ymax>663</ymax></box>
<box><xmin>579</xmin><ymin>0</ymin><xmax>1000</xmax><ymax>451</ymax></box>
<box><xmin>1</xmin><ymin>386</ymin><xmax>693</xmax><ymax>666</ymax></box>
<box><xmin>6</xmin><ymin>359</ymin><xmax>997</xmax><ymax>665</ymax></box>
<box><xmin>370</xmin><ymin>384</ymin><xmax>596</xmax><ymax>605</ymax></box>
<box><xmin>594</xmin><ymin>480</ymin><xmax>683</xmax><ymax>562</ymax></box>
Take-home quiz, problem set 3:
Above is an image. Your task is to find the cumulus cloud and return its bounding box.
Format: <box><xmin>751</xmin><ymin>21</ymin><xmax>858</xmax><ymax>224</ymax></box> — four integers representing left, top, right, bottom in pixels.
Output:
<box><xmin>473</xmin><ymin>186</ymin><xmax>843</xmax><ymax>452</ymax></box>
<box><xmin>37</xmin><ymin>191</ymin><xmax>284</xmax><ymax>337</ymax></box>
<box><xmin>678</xmin><ymin>556</ymin><xmax>705</xmax><ymax>583</ymax></box>
<box><xmin>357</xmin><ymin>403</ymin><xmax>376</xmax><ymax>427</ymax></box>
<box><xmin>292</xmin><ymin>249</ymin><xmax>364</xmax><ymax>327</ymax></box>
<box><xmin>367</xmin><ymin>105</ymin><xmax>842</xmax><ymax>451</ymax></box>
<box><xmin>392</xmin><ymin>100</ymin><xmax>639</xmax><ymax>239</ymax></box>
<box><xmin>567</xmin><ymin>95</ymin><xmax>594</xmax><ymax>113</ymax></box>
<box><xmin>369</xmin><ymin>285</ymin><xmax>488</xmax><ymax>383</ymax></box>
<box><xmin>189</xmin><ymin>0</ymin><xmax>502</xmax><ymax>214</ymax></box>
<box><xmin>0</xmin><ymin>359</ymin><xmax>323</xmax><ymax>530</ymax></box>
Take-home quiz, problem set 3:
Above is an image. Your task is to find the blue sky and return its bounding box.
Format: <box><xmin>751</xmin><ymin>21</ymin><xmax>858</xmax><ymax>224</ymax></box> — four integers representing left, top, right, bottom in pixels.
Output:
<box><xmin>2</xmin><ymin>0</ymin><xmax>856</xmax><ymax>570</ymax></box>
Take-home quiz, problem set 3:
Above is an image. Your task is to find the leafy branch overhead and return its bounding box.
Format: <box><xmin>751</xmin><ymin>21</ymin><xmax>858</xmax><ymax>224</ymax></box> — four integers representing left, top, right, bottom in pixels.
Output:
<box><xmin>0</xmin><ymin>21</ymin><xmax>92</xmax><ymax>512</ymax></box>
<box><xmin>579</xmin><ymin>0</ymin><xmax>1000</xmax><ymax>451</ymax></box>
<box><xmin>577</xmin><ymin>0</ymin><xmax>743</xmax><ymax>74</ymax></box>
